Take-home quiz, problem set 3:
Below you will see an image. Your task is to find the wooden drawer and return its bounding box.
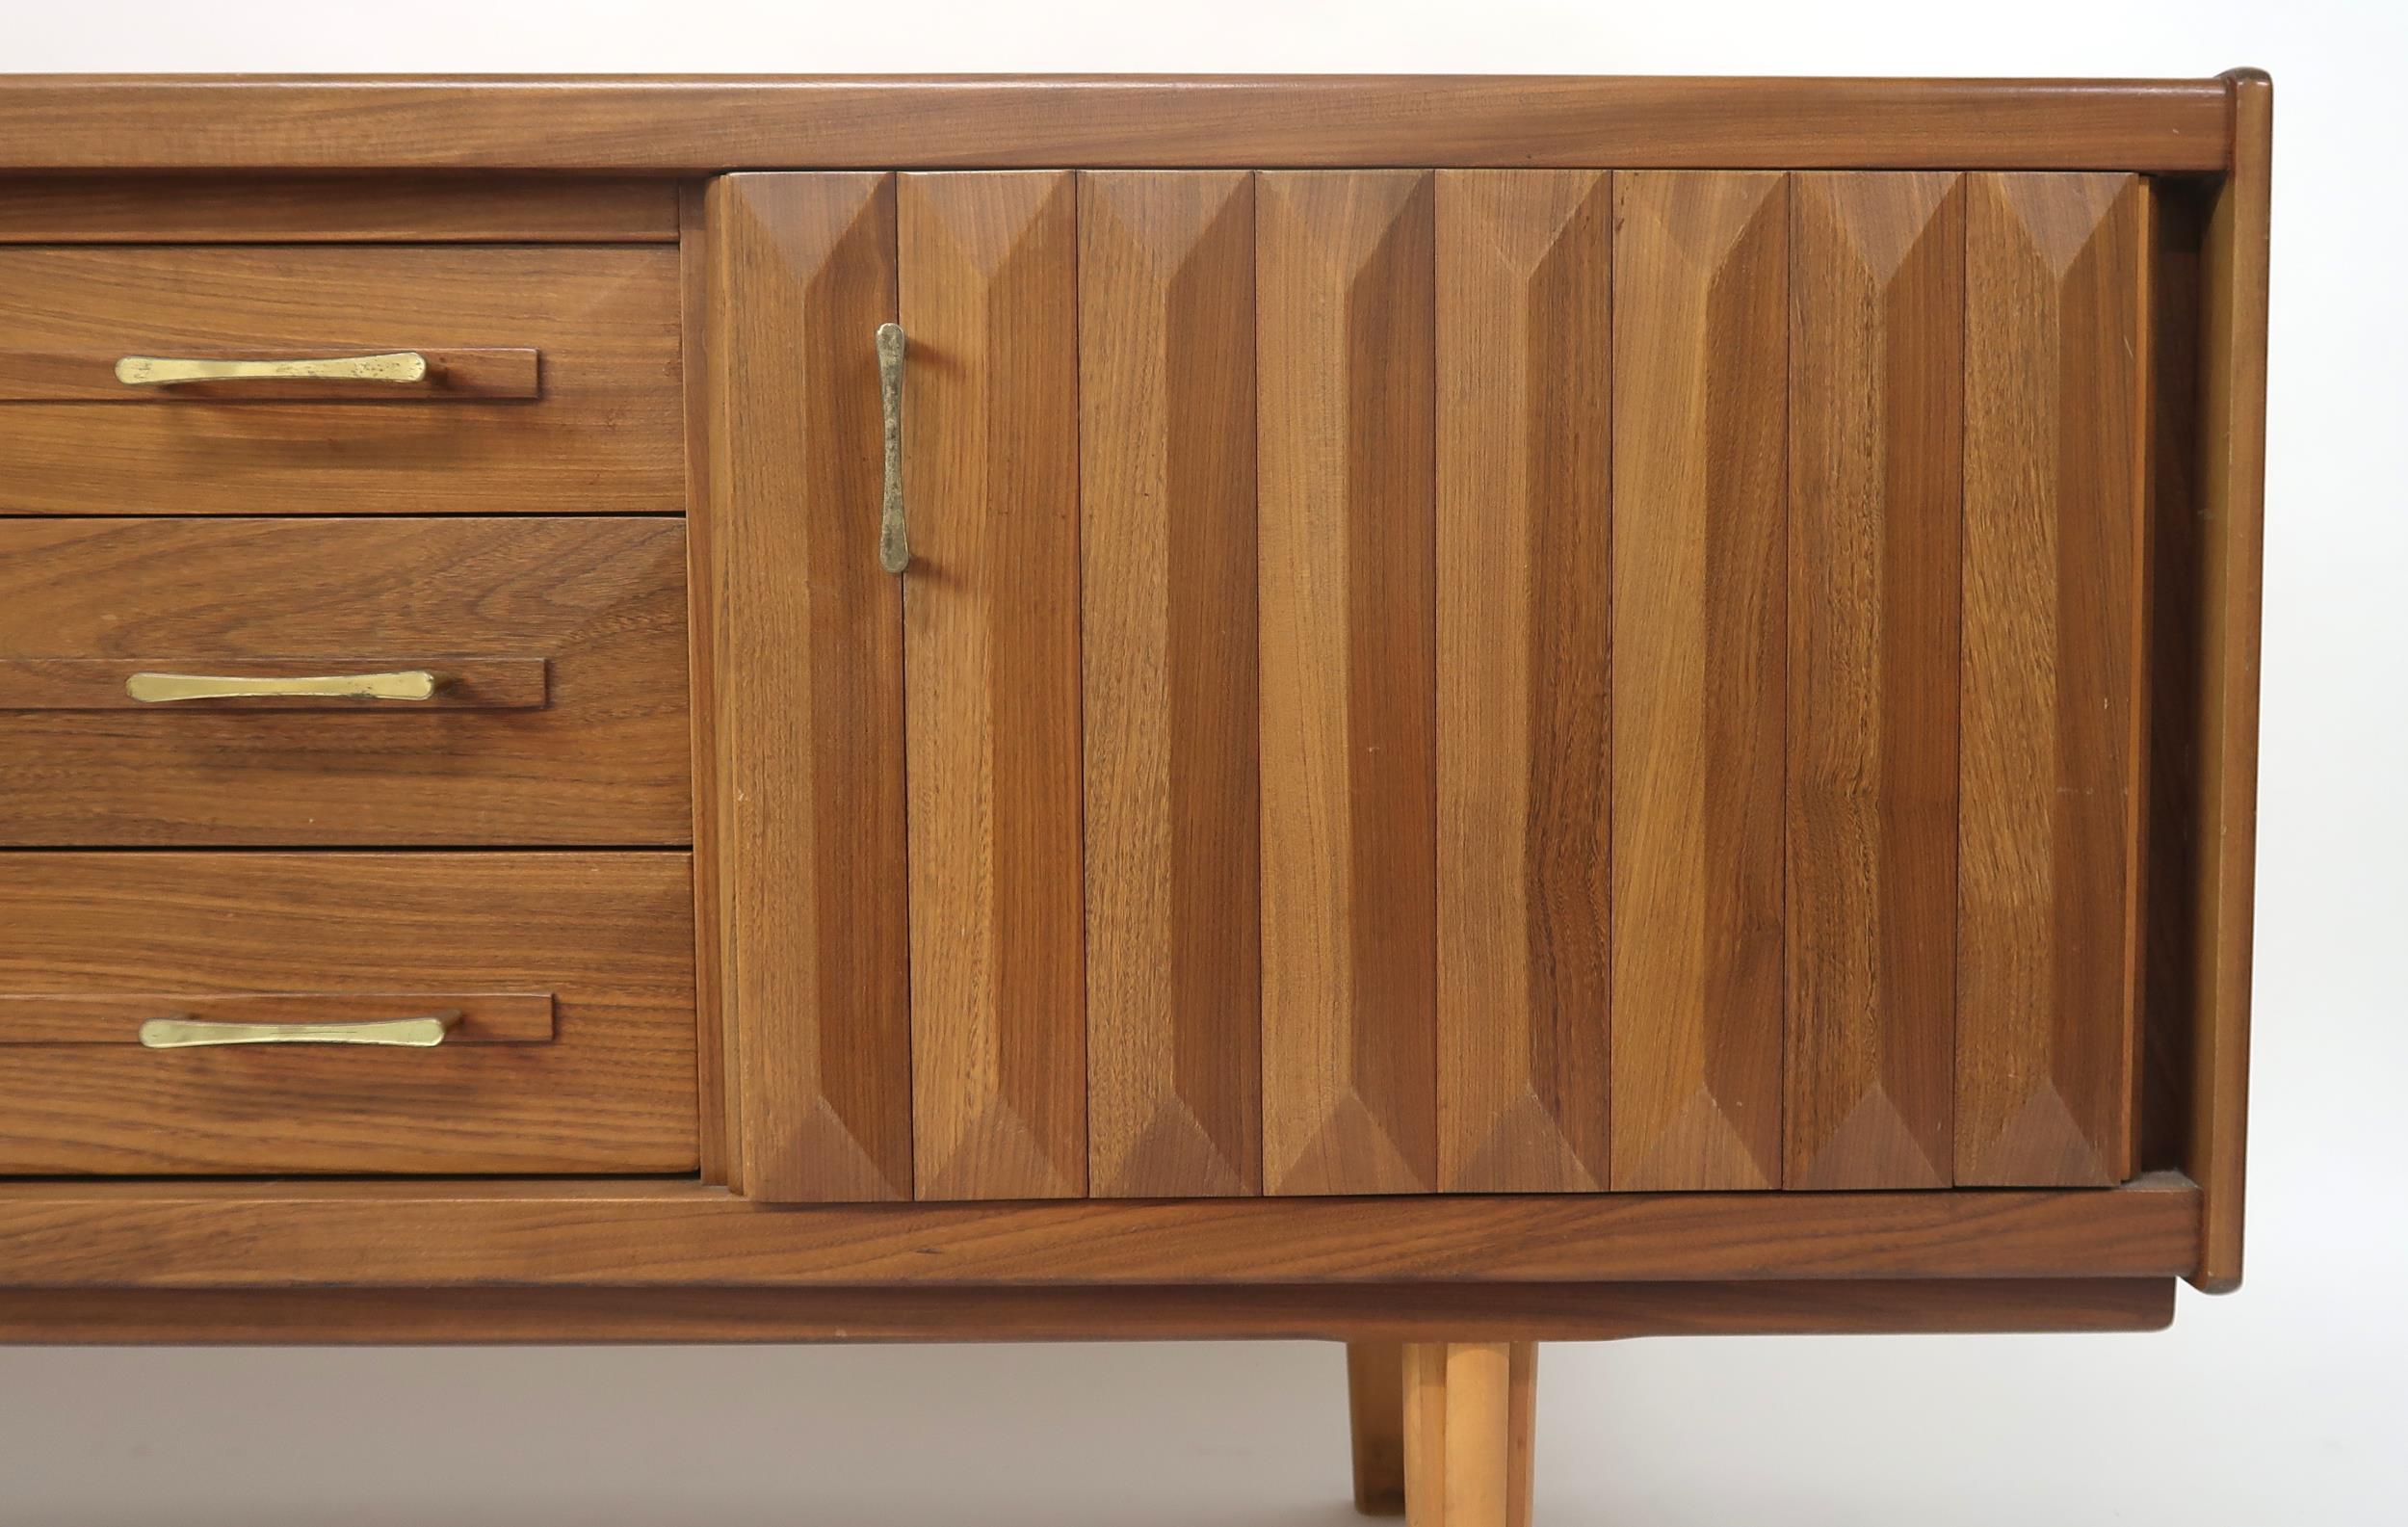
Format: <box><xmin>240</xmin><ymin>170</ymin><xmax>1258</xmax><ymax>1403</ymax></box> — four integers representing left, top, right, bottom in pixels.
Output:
<box><xmin>0</xmin><ymin>516</ymin><xmax>692</xmax><ymax>846</ymax></box>
<box><xmin>0</xmin><ymin>853</ymin><xmax>697</xmax><ymax>1175</ymax></box>
<box><xmin>0</xmin><ymin>245</ymin><xmax>681</xmax><ymax>513</ymax></box>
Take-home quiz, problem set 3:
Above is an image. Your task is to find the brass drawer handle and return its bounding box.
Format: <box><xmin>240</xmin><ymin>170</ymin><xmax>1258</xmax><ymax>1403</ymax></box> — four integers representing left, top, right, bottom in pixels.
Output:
<box><xmin>114</xmin><ymin>352</ymin><xmax>431</xmax><ymax>386</ymax></box>
<box><xmin>138</xmin><ymin>1011</ymin><xmax>462</xmax><ymax>1049</ymax></box>
<box><xmin>125</xmin><ymin>670</ymin><xmax>438</xmax><ymax>703</ymax></box>
<box><xmin>876</xmin><ymin>321</ymin><xmax>910</xmax><ymax>574</ymax></box>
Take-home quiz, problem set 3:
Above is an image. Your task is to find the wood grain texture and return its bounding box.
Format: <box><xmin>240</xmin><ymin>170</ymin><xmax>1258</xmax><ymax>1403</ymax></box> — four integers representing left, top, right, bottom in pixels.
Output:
<box><xmin>1435</xmin><ymin>170</ymin><xmax>1613</xmax><ymax>1195</ymax></box>
<box><xmin>0</xmin><ymin>1172</ymin><xmax>2201</xmax><ymax>1285</ymax></box>
<box><xmin>708</xmin><ymin>174</ymin><xmax>910</xmax><ymax>1201</ymax></box>
<box><xmin>0</xmin><ymin>174</ymin><xmax>679</xmax><ymax>241</ymax></box>
<box><xmin>0</xmin><ymin>655</ymin><xmax>547</xmax><ymax>710</ymax></box>
<box><xmin>0</xmin><ymin>991</ymin><xmax>554</xmax><ymax>1044</ymax></box>
<box><xmin>1079</xmin><ymin>171</ymin><xmax>1262</xmax><ymax>1198</ymax></box>
<box><xmin>1258</xmin><ymin>171</ymin><xmax>1440</xmax><ymax>1197</ymax></box>
<box><xmin>1349</xmin><ymin>1343</ymin><xmax>1408</xmax><ymax>1514</ymax></box>
<box><xmin>0</xmin><ymin>517</ymin><xmax>690</xmax><ymax>847</ymax></box>
<box><xmin>1</xmin><ymin>345</ymin><xmax>539</xmax><ymax>402</ymax></box>
<box><xmin>1403</xmin><ymin>1342</ymin><xmax>1533</xmax><ymax>1527</ymax></box>
<box><xmin>0</xmin><ymin>854</ymin><xmax>695</xmax><ymax>1175</ymax></box>
<box><xmin>902</xmin><ymin>171</ymin><xmax>1087</xmax><ymax>1199</ymax></box>
<box><xmin>0</xmin><ymin>77</ymin><xmax>2233</xmax><ymax>172</ymax></box>
<box><xmin>2184</xmin><ymin>69</ymin><xmax>2271</xmax><ymax>1290</ymax></box>
<box><xmin>0</xmin><ymin>245</ymin><xmax>680</xmax><ymax>514</ymax></box>
<box><xmin>681</xmin><ymin>180</ymin><xmax>731</xmax><ymax>1185</ymax></box>
<box><xmin>1959</xmin><ymin>172</ymin><xmax>2148</xmax><ymax>1187</ymax></box>
<box><xmin>1785</xmin><ymin>173</ymin><xmax>1963</xmax><ymax>1189</ymax></box>
<box><xmin>1609</xmin><ymin>172</ymin><xmax>1788</xmax><ymax>1191</ymax></box>
<box><xmin>0</xmin><ymin>1278</ymin><xmax>2179</xmax><ymax>1345</ymax></box>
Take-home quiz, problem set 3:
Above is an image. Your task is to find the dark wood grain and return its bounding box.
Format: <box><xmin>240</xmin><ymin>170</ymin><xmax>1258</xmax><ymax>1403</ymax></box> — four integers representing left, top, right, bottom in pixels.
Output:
<box><xmin>1257</xmin><ymin>171</ymin><xmax>1439</xmax><ymax>1197</ymax></box>
<box><xmin>707</xmin><ymin>173</ymin><xmax>911</xmax><ymax>1202</ymax></box>
<box><xmin>0</xmin><ymin>517</ymin><xmax>690</xmax><ymax>847</ymax></box>
<box><xmin>0</xmin><ymin>245</ymin><xmax>680</xmax><ymax>514</ymax></box>
<box><xmin>0</xmin><ymin>174</ymin><xmax>678</xmax><ymax>241</ymax></box>
<box><xmin>0</xmin><ymin>77</ymin><xmax>2232</xmax><ymax>172</ymax></box>
<box><xmin>1079</xmin><ymin>171</ymin><xmax>1262</xmax><ymax>1198</ymax></box>
<box><xmin>0</xmin><ymin>854</ymin><xmax>695</xmax><ymax>1175</ymax></box>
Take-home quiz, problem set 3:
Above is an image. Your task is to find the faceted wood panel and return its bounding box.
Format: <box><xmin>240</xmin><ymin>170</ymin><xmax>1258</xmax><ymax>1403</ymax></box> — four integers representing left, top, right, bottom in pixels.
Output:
<box><xmin>708</xmin><ymin>173</ymin><xmax>911</xmax><ymax>1201</ymax></box>
<box><xmin>1257</xmin><ymin>171</ymin><xmax>1441</xmax><ymax>1196</ymax></box>
<box><xmin>1785</xmin><ymin>172</ymin><xmax>1963</xmax><ymax>1189</ymax></box>
<box><xmin>1958</xmin><ymin>172</ymin><xmax>2148</xmax><ymax>1186</ymax></box>
<box><xmin>900</xmin><ymin>171</ymin><xmax>1086</xmax><ymax>1199</ymax></box>
<box><xmin>1079</xmin><ymin>171</ymin><xmax>1263</xmax><ymax>1198</ymax></box>
<box><xmin>1434</xmin><ymin>170</ymin><xmax>1614</xmax><ymax>1193</ymax></box>
<box><xmin>1608</xmin><ymin>171</ymin><xmax>1789</xmax><ymax>1192</ymax></box>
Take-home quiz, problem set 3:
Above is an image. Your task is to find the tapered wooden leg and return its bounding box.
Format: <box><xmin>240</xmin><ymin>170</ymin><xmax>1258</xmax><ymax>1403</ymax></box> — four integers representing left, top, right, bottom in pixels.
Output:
<box><xmin>1348</xmin><ymin>1342</ymin><xmax>1408</xmax><ymax>1514</ymax></box>
<box><xmin>1400</xmin><ymin>1341</ymin><xmax>1538</xmax><ymax>1527</ymax></box>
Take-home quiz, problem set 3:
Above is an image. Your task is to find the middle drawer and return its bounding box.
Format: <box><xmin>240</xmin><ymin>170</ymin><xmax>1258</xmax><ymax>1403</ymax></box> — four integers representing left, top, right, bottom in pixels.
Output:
<box><xmin>0</xmin><ymin>516</ymin><xmax>692</xmax><ymax>846</ymax></box>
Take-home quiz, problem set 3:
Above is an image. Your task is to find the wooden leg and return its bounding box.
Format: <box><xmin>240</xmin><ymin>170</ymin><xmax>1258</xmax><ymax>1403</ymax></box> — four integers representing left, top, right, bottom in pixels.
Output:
<box><xmin>1347</xmin><ymin>1342</ymin><xmax>1408</xmax><ymax>1514</ymax></box>
<box><xmin>1400</xmin><ymin>1341</ymin><xmax>1538</xmax><ymax>1527</ymax></box>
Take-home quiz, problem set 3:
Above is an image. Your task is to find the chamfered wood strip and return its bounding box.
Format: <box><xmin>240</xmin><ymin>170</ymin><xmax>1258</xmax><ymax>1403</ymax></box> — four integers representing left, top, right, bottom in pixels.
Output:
<box><xmin>1609</xmin><ymin>171</ymin><xmax>1788</xmax><ymax>1191</ymax></box>
<box><xmin>0</xmin><ymin>517</ymin><xmax>690</xmax><ymax>847</ymax></box>
<box><xmin>1258</xmin><ymin>171</ymin><xmax>1440</xmax><ymax>1197</ymax></box>
<box><xmin>903</xmin><ymin>171</ymin><xmax>1087</xmax><ymax>1199</ymax></box>
<box><xmin>0</xmin><ymin>992</ymin><xmax>554</xmax><ymax>1045</ymax></box>
<box><xmin>681</xmin><ymin>180</ymin><xmax>732</xmax><ymax>1186</ymax></box>
<box><xmin>0</xmin><ymin>1277</ymin><xmax>2178</xmax><ymax>1346</ymax></box>
<box><xmin>0</xmin><ymin>1172</ymin><xmax>2201</xmax><ymax>1285</ymax></box>
<box><xmin>0</xmin><ymin>655</ymin><xmax>547</xmax><ymax>709</ymax></box>
<box><xmin>1785</xmin><ymin>172</ymin><xmax>1964</xmax><ymax>1189</ymax></box>
<box><xmin>1079</xmin><ymin>171</ymin><xmax>1263</xmax><ymax>1198</ymax></box>
<box><xmin>0</xmin><ymin>174</ymin><xmax>680</xmax><ymax>242</ymax></box>
<box><xmin>2185</xmin><ymin>69</ymin><xmax>2271</xmax><ymax>1291</ymax></box>
<box><xmin>709</xmin><ymin>174</ymin><xmax>911</xmax><ymax>1202</ymax></box>
<box><xmin>1348</xmin><ymin>1343</ymin><xmax>1408</xmax><ymax>1514</ymax></box>
<box><xmin>1435</xmin><ymin>169</ymin><xmax>1613</xmax><ymax>1194</ymax></box>
<box><xmin>0</xmin><ymin>77</ymin><xmax>2232</xmax><ymax>172</ymax></box>
<box><xmin>1959</xmin><ymin>172</ymin><xmax>2148</xmax><ymax>1186</ymax></box>
<box><xmin>0</xmin><ymin>854</ymin><xmax>695</xmax><ymax>1175</ymax></box>
<box><xmin>0</xmin><ymin>345</ymin><xmax>539</xmax><ymax>402</ymax></box>
<box><xmin>0</xmin><ymin>245</ymin><xmax>681</xmax><ymax>515</ymax></box>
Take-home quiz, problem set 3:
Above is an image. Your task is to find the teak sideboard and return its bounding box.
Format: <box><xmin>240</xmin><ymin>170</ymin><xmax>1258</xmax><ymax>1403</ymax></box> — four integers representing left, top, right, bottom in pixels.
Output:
<box><xmin>0</xmin><ymin>72</ymin><xmax>2269</xmax><ymax>1523</ymax></box>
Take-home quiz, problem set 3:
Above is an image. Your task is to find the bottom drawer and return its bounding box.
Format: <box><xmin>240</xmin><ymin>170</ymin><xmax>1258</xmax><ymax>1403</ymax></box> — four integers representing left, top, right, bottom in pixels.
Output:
<box><xmin>0</xmin><ymin>853</ymin><xmax>696</xmax><ymax>1174</ymax></box>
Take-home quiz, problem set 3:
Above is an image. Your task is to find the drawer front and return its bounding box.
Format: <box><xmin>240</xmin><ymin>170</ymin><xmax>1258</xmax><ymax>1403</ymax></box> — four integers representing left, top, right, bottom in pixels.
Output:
<box><xmin>0</xmin><ymin>517</ymin><xmax>692</xmax><ymax>846</ymax></box>
<box><xmin>0</xmin><ymin>245</ymin><xmax>681</xmax><ymax>513</ymax></box>
<box><xmin>0</xmin><ymin>853</ymin><xmax>697</xmax><ymax>1174</ymax></box>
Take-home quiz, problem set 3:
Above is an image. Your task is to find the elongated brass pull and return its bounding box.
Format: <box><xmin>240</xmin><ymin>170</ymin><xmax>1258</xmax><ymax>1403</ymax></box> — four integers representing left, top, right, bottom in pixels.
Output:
<box><xmin>139</xmin><ymin>1011</ymin><xmax>462</xmax><ymax>1049</ymax></box>
<box><xmin>875</xmin><ymin>321</ymin><xmax>910</xmax><ymax>574</ymax></box>
<box><xmin>126</xmin><ymin>670</ymin><xmax>438</xmax><ymax>703</ymax></box>
<box><xmin>114</xmin><ymin>352</ymin><xmax>431</xmax><ymax>386</ymax></box>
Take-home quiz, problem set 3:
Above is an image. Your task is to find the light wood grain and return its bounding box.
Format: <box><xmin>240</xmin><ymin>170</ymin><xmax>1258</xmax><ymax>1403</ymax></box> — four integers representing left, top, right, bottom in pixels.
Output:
<box><xmin>902</xmin><ymin>171</ymin><xmax>1087</xmax><ymax>1200</ymax></box>
<box><xmin>1079</xmin><ymin>171</ymin><xmax>1262</xmax><ymax>1198</ymax></box>
<box><xmin>0</xmin><ymin>76</ymin><xmax>2235</xmax><ymax>172</ymax></box>
<box><xmin>1403</xmin><ymin>1342</ymin><xmax>1532</xmax><ymax>1527</ymax></box>
<box><xmin>1435</xmin><ymin>170</ymin><xmax>1613</xmax><ymax>1195</ymax></box>
<box><xmin>0</xmin><ymin>854</ymin><xmax>695</xmax><ymax>1175</ymax></box>
<box><xmin>709</xmin><ymin>173</ymin><xmax>911</xmax><ymax>1202</ymax></box>
<box><xmin>0</xmin><ymin>991</ymin><xmax>554</xmax><ymax>1044</ymax></box>
<box><xmin>1959</xmin><ymin>172</ymin><xmax>2148</xmax><ymax>1186</ymax></box>
<box><xmin>1258</xmin><ymin>171</ymin><xmax>1440</xmax><ymax>1197</ymax></box>
<box><xmin>681</xmin><ymin>179</ymin><xmax>731</xmax><ymax>1185</ymax></box>
<box><xmin>0</xmin><ymin>173</ymin><xmax>679</xmax><ymax>241</ymax></box>
<box><xmin>0</xmin><ymin>245</ymin><xmax>681</xmax><ymax>514</ymax></box>
<box><xmin>1348</xmin><ymin>1342</ymin><xmax>1408</xmax><ymax>1514</ymax></box>
<box><xmin>0</xmin><ymin>516</ymin><xmax>689</xmax><ymax>847</ymax></box>
<box><xmin>1609</xmin><ymin>171</ymin><xmax>1788</xmax><ymax>1191</ymax></box>
<box><xmin>1785</xmin><ymin>172</ymin><xmax>1963</xmax><ymax>1189</ymax></box>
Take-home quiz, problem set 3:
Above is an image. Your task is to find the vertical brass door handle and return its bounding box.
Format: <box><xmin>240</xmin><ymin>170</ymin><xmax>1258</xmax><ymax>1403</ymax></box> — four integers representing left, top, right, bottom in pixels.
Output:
<box><xmin>876</xmin><ymin>321</ymin><xmax>910</xmax><ymax>574</ymax></box>
<box><xmin>138</xmin><ymin>1011</ymin><xmax>463</xmax><ymax>1048</ymax></box>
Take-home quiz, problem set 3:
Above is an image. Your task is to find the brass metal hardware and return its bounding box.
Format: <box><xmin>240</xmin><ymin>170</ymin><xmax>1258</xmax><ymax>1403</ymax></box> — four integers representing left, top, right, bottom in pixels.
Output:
<box><xmin>876</xmin><ymin>321</ymin><xmax>910</xmax><ymax>574</ymax></box>
<box><xmin>113</xmin><ymin>352</ymin><xmax>432</xmax><ymax>386</ymax></box>
<box><xmin>125</xmin><ymin>670</ymin><xmax>439</xmax><ymax>703</ymax></box>
<box><xmin>138</xmin><ymin>1011</ymin><xmax>463</xmax><ymax>1049</ymax></box>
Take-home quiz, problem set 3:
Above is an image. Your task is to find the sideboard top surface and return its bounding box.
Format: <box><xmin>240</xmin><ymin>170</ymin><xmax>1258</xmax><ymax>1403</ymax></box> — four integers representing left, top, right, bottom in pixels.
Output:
<box><xmin>0</xmin><ymin>72</ymin><xmax>2254</xmax><ymax>173</ymax></box>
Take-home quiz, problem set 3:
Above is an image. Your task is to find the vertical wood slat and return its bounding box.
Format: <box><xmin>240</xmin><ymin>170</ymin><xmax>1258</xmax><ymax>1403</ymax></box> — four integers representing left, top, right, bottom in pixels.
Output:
<box><xmin>1785</xmin><ymin>172</ymin><xmax>1964</xmax><ymax>1189</ymax></box>
<box><xmin>708</xmin><ymin>173</ymin><xmax>911</xmax><ymax>1201</ymax></box>
<box><xmin>1080</xmin><ymin>171</ymin><xmax>1263</xmax><ymax>1198</ymax></box>
<box><xmin>1959</xmin><ymin>171</ymin><xmax>2149</xmax><ymax>1186</ymax></box>
<box><xmin>1435</xmin><ymin>170</ymin><xmax>1614</xmax><ymax>1193</ymax></box>
<box><xmin>1258</xmin><ymin>171</ymin><xmax>1441</xmax><ymax>1196</ymax></box>
<box><xmin>680</xmin><ymin>182</ymin><xmax>731</xmax><ymax>1186</ymax></box>
<box><xmin>1608</xmin><ymin>171</ymin><xmax>1789</xmax><ymax>1191</ymax></box>
<box><xmin>901</xmin><ymin>171</ymin><xmax>1086</xmax><ymax>1199</ymax></box>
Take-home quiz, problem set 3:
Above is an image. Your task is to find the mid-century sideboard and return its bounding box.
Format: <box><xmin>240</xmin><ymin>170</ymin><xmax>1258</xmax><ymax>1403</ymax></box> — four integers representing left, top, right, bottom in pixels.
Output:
<box><xmin>0</xmin><ymin>72</ymin><xmax>2269</xmax><ymax>1523</ymax></box>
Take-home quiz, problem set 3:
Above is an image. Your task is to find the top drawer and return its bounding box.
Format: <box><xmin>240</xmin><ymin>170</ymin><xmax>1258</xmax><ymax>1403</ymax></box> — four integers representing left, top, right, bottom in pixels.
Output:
<box><xmin>0</xmin><ymin>245</ymin><xmax>682</xmax><ymax>514</ymax></box>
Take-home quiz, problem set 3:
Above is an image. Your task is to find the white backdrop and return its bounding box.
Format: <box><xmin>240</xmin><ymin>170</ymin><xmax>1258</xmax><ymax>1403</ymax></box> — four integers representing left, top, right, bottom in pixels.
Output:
<box><xmin>5</xmin><ymin>3</ymin><xmax>2402</xmax><ymax>1522</ymax></box>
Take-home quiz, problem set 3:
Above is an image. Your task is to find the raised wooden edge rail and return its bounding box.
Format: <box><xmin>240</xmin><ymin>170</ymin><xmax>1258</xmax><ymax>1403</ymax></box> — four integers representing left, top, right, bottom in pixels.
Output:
<box><xmin>0</xmin><ymin>75</ymin><xmax>2234</xmax><ymax>172</ymax></box>
<box><xmin>0</xmin><ymin>1173</ymin><xmax>2200</xmax><ymax>1288</ymax></box>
